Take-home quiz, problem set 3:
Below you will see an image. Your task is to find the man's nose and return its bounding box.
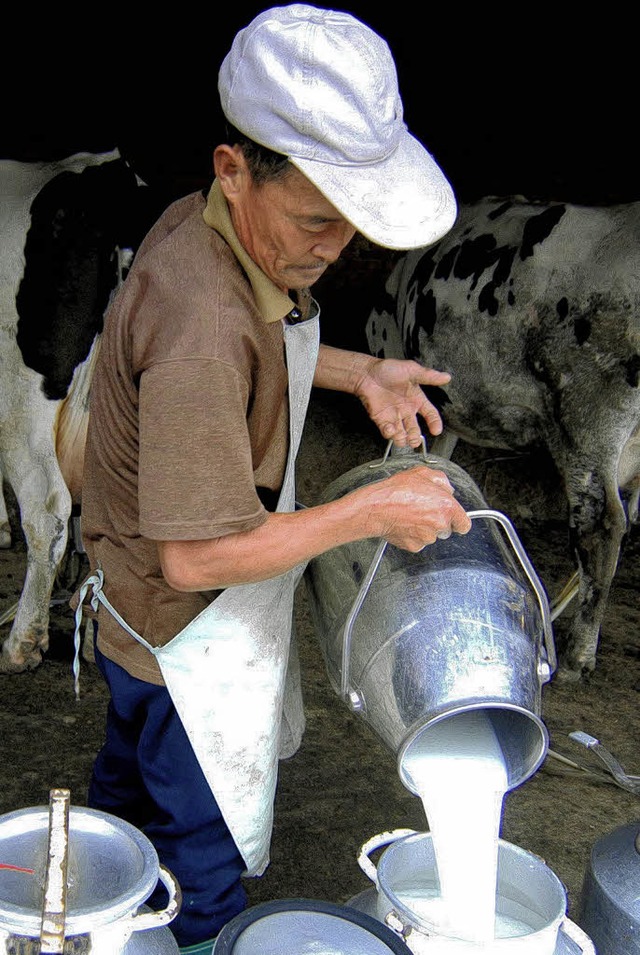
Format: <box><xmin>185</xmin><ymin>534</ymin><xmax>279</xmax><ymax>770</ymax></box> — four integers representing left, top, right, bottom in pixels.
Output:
<box><xmin>312</xmin><ymin>223</ymin><xmax>357</xmax><ymax>261</ymax></box>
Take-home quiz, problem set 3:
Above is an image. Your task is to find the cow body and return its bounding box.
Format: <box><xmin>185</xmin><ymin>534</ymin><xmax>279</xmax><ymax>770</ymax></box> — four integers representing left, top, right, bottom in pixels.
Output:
<box><xmin>0</xmin><ymin>150</ymin><xmax>151</xmax><ymax>671</ymax></box>
<box><xmin>366</xmin><ymin>196</ymin><xmax>640</xmax><ymax>678</ymax></box>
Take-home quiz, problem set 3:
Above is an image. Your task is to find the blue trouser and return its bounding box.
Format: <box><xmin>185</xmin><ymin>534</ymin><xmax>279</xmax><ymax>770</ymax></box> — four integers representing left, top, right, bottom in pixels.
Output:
<box><xmin>88</xmin><ymin>636</ymin><xmax>247</xmax><ymax>947</ymax></box>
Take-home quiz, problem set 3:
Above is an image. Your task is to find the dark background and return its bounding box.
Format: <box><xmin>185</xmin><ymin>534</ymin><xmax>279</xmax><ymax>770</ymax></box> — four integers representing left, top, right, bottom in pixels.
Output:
<box><xmin>3</xmin><ymin>5</ymin><xmax>637</xmax><ymax>207</ymax></box>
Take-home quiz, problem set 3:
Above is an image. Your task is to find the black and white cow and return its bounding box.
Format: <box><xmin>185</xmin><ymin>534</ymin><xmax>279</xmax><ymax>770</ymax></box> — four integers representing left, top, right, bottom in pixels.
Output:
<box><xmin>0</xmin><ymin>149</ymin><xmax>155</xmax><ymax>671</ymax></box>
<box><xmin>366</xmin><ymin>196</ymin><xmax>640</xmax><ymax>680</ymax></box>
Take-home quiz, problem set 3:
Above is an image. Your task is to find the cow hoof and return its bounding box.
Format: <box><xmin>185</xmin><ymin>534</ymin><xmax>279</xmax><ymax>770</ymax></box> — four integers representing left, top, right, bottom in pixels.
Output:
<box><xmin>0</xmin><ymin>645</ymin><xmax>43</xmax><ymax>673</ymax></box>
<box><xmin>555</xmin><ymin>652</ymin><xmax>597</xmax><ymax>683</ymax></box>
<box><xmin>554</xmin><ymin>664</ymin><xmax>583</xmax><ymax>684</ymax></box>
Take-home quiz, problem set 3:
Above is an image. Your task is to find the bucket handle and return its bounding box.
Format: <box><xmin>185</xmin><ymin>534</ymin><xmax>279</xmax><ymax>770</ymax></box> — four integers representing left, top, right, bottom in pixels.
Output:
<box><xmin>559</xmin><ymin>918</ymin><xmax>596</xmax><ymax>953</ymax></box>
<box><xmin>340</xmin><ymin>538</ymin><xmax>388</xmax><ymax>702</ymax></box>
<box><xmin>118</xmin><ymin>864</ymin><xmax>182</xmax><ymax>933</ymax></box>
<box><xmin>357</xmin><ymin>829</ymin><xmax>418</xmax><ymax>885</ymax></box>
<box><xmin>465</xmin><ymin>509</ymin><xmax>556</xmax><ymax>674</ymax></box>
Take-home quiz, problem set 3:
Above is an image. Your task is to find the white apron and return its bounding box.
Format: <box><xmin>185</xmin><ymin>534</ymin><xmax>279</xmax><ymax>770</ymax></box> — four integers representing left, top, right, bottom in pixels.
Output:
<box><xmin>75</xmin><ymin>314</ymin><xmax>320</xmax><ymax>876</ymax></box>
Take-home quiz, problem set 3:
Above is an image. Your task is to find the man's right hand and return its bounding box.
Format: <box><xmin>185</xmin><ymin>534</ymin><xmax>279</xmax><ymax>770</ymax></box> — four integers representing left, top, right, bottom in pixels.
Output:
<box><xmin>355</xmin><ymin>465</ymin><xmax>472</xmax><ymax>551</ymax></box>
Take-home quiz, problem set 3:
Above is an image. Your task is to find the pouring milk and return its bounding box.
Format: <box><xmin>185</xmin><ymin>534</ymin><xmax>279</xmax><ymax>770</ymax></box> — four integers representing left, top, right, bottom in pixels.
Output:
<box><xmin>401</xmin><ymin>710</ymin><xmax>532</xmax><ymax>944</ymax></box>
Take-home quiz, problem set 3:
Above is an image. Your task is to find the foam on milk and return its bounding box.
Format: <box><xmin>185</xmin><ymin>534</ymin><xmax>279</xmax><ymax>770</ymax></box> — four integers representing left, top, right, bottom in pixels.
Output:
<box><xmin>401</xmin><ymin>710</ymin><xmax>509</xmax><ymax>943</ymax></box>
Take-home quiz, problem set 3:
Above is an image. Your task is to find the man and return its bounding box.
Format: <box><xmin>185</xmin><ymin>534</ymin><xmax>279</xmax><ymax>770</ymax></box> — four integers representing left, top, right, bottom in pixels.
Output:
<box><xmin>76</xmin><ymin>5</ymin><xmax>471</xmax><ymax>952</ymax></box>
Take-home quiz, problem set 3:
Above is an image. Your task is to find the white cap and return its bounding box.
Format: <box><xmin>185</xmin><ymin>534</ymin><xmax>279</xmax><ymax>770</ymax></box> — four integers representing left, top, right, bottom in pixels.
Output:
<box><xmin>218</xmin><ymin>4</ymin><xmax>457</xmax><ymax>250</ymax></box>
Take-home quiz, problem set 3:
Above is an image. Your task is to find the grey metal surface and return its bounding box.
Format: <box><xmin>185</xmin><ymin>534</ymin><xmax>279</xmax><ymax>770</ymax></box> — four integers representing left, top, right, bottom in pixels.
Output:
<box><xmin>220</xmin><ymin>910</ymin><xmax>401</xmax><ymax>954</ymax></box>
<box><xmin>304</xmin><ymin>446</ymin><xmax>551</xmax><ymax>790</ymax></box>
<box><xmin>580</xmin><ymin>819</ymin><xmax>640</xmax><ymax>954</ymax></box>
<box><xmin>121</xmin><ymin>907</ymin><xmax>180</xmax><ymax>954</ymax></box>
<box><xmin>213</xmin><ymin>900</ymin><xmax>412</xmax><ymax>953</ymax></box>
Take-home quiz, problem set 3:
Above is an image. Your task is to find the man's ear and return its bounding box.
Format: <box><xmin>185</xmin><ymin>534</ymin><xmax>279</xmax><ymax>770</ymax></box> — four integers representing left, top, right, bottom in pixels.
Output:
<box><xmin>214</xmin><ymin>144</ymin><xmax>248</xmax><ymax>202</ymax></box>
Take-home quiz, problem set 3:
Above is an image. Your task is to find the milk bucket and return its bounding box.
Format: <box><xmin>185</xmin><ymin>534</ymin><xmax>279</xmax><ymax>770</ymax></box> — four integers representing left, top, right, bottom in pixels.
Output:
<box><xmin>0</xmin><ymin>803</ymin><xmax>181</xmax><ymax>953</ymax></box>
<box><xmin>213</xmin><ymin>898</ymin><xmax>413</xmax><ymax>953</ymax></box>
<box><xmin>304</xmin><ymin>442</ymin><xmax>555</xmax><ymax>792</ymax></box>
<box><xmin>356</xmin><ymin>830</ymin><xmax>595</xmax><ymax>954</ymax></box>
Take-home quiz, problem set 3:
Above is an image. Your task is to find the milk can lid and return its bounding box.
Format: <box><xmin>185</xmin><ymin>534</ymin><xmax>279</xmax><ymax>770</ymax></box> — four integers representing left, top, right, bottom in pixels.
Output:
<box><xmin>0</xmin><ymin>805</ymin><xmax>159</xmax><ymax>935</ymax></box>
<box><xmin>587</xmin><ymin>819</ymin><xmax>640</xmax><ymax>909</ymax></box>
<box><xmin>213</xmin><ymin>898</ymin><xmax>412</xmax><ymax>953</ymax></box>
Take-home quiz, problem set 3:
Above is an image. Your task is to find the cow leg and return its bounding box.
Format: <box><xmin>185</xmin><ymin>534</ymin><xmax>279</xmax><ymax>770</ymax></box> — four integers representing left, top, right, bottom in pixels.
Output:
<box><xmin>429</xmin><ymin>430</ymin><xmax>459</xmax><ymax>460</ymax></box>
<box><xmin>619</xmin><ymin>429</ymin><xmax>640</xmax><ymax>524</ymax></box>
<box><xmin>0</xmin><ymin>474</ymin><xmax>11</xmax><ymax>549</ymax></box>
<box><xmin>0</xmin><ymin>456</ymin><xmax>71</xmax><ymax>672</ymax></box>
<box><xmin>558</xmin><ymin>462</ymin><xmax>627</xmax><ymax>680</ymax></box>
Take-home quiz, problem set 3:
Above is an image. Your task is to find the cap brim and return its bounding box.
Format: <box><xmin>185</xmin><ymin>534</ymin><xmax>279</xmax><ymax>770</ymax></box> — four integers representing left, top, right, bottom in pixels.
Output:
<box><xmin>289</xmin><ymin>131</ymin><xmax>457</xmax><ymax>251</ymax></box>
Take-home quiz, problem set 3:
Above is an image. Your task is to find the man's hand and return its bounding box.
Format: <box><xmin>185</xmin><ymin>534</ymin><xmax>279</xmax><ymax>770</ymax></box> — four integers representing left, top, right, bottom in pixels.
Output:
<box><xmin>357</xmin><ymin>464</ymin><xmax>472</xmax><ymax>550</ymax></box>
<box><xmin>354</xmin><ymin>356</ymin><xmax>451</xmax><ymax>447</ymax></box>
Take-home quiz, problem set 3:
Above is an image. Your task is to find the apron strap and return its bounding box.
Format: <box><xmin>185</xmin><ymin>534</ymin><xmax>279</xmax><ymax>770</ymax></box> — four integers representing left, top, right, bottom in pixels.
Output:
<box><xmin>72</xmin><ymin>569</ymin><xmax>152</xmax><ymax>699</ymax></box>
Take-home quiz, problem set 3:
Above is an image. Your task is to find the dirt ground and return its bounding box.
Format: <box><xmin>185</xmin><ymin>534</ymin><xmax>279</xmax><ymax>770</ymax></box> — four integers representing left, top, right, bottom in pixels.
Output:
<box><xmin>0</xmin><ymin>385</ymin><xmax>638</xmax><ymax>940</ymax></box>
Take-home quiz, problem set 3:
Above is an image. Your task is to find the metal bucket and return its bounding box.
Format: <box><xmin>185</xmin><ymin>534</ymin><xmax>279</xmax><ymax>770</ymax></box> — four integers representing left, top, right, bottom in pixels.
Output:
<box><xmin>579</xmin><ymin>819</ymin><xmax>640</xmax><ymax>954</ymax></box>
<box><xmin>0</xmin><ymin>804</ymin><xmax>180</xmax><ymax>953</ymax></box>
<box><xmin>213</xmin><ymin>898</ymin><xmax>413</xmax><ymax>953</ymax></box>
<box><xmin>304</xmin><ymin>443</ymin><xmax>555</xmax><ymax>791</ymax></box>
<box><xmin>356</xmin><ymin>830</ymin><xmax>595</xmax><ymax>954</ymax></box>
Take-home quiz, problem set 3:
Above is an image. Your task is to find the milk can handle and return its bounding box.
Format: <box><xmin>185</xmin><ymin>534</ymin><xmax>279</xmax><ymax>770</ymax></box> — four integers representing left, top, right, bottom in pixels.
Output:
<box><xmin>559</xmin><ymin>918</ymin><xmax>596</xmax><ymax>953</ymax></box>
<box><xmin>466</xmin><ymin>509</ymin><xmax>557</xmax><ymax>673</ymax></box>
<box><xmin>340</xmin><ymin>538</ymin><xmax>388</xmax><ymax>701</ymax></box>
<box><xmin>357</xmin><ymin>829</ymin><xmax>418</xmax><ymax>885</ymax></box>
<box><xmin>119</xmin><ymin>865</ymin><xmax>182</xmax><ymax>932</ymax></box>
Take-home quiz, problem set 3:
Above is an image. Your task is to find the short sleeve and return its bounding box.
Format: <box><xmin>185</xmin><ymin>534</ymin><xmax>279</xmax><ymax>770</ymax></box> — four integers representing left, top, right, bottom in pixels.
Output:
<box><xmin>138</xmin><ymin>357</ymin><xmax>267</xmax><ymax>539</ymax></box>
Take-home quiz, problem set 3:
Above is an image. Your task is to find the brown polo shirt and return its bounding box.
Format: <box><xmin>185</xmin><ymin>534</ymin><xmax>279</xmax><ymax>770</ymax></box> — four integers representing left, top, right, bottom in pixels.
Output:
<box><xmin>80</xmin><ymin>181</ymin><xmax>303</xmax><ymax>683</ymax></box>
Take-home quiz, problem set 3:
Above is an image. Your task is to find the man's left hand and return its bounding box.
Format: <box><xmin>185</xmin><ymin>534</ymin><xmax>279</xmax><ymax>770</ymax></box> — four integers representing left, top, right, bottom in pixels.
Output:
<box><xmin>354</xmin><ymin>357</ymin><xmax>451</xmax><ymax>448</ymax></box>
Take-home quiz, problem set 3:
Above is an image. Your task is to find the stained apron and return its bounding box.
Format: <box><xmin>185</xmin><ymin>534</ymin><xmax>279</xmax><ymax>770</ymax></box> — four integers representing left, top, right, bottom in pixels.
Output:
<box><xmin>74</xmin><ymin>314</ymin><xmax>320</xmax><ymax>876</ymax></box>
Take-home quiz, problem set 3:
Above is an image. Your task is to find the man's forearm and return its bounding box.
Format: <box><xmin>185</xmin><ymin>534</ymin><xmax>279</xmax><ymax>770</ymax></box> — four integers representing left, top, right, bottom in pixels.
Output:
<box><xmin>313</xmin><ymin>343</ymin><xmax>376</xmax><ymax>394</ymax></box>
<box><xmin>157</xmin><ymin>494</ymin><xmax>371</xmax><ymax>592</ymax></box>
<box><xmin>157</xmin><ymin>463</ymin><xmax>471</xmax><ymax>593</ymax></box>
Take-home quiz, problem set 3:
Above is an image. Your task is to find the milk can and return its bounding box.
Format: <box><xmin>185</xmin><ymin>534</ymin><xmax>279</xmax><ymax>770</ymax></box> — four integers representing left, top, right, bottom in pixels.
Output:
<box><xmin>0</xmin><ymin>802</ymin><xmax>181</xmax><ymax>953</ymax></box>
<box><xmin>352</xmin><ymin>829</ymin><xmax>596</xmax><ymax>954</ymax></box>
<box><xmin>579</xmin><ymin>819</ymin><xmax>640</xmax><ymax>954</ymax></box>
<box><xmin>213</xmin><ymin>898</ymin><xmax>413</xmax><ymax>953</ymax></box>
<box><xmin>304</xmin><ymin>441</ymin><xmax>556</xmax><ymax>793</ymax></box>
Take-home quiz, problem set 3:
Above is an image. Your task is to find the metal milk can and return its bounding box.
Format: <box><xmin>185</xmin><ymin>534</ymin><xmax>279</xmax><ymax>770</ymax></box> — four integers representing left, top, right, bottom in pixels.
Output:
<box><xmin>0</xmin><ymin>796</ymin><xmax>181</xmax><ymax>953</ymax></box>
<box><xmin>212</xmin><ymin>898</ymin><xmax>413</xmax><ymax>953</ymax></box>
<box><xmin>579</xmin><ymin>819</ymin><xmax>640</xmax><ymax>954</ymax></box>
<box><xmin>352</xmin><ymin>829</ymin><xmax>596</xmax><ymax>954</ymax></box>
<box><xmin>304</xmin><ymin>441</ymin><xmax>556</xmax><ymax>792</ymax></box>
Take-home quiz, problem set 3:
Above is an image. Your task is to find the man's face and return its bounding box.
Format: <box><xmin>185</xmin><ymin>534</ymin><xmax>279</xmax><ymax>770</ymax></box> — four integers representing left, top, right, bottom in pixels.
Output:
<box><xmin>217</xmin><ymin>148</ymin><xmax>357</xmax><ymax>292</ymax></box>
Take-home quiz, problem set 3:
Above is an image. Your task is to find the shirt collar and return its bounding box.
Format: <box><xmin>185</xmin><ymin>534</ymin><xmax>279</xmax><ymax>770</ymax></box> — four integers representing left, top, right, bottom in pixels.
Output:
<box><xmin>202</xmin><ymin>179</ymin><xmax>296</xmax><ymax>324</ymax></box>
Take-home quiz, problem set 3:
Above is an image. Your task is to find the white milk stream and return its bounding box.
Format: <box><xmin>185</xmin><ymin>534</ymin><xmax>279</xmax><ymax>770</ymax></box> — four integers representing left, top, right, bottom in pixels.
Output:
<box><xmin>401</xmin><ymin>710</ymin><xmax>530</xmax><ymax>944</ymax></box>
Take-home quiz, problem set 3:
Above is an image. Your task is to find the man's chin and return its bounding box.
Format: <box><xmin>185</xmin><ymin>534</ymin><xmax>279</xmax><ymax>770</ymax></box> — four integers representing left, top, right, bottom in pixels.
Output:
<box><xmin>286</xmin><ymin>267</ymin><xmax>328</xmax><ymax>289</ymax></box>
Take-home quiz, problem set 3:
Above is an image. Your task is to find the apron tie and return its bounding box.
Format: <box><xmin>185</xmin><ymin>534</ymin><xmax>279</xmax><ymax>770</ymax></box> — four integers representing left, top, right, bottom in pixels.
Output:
<box><xmin>72</xmin><ymin>568</ymin><xmax>151</xmax><ymax>699</ymax></box>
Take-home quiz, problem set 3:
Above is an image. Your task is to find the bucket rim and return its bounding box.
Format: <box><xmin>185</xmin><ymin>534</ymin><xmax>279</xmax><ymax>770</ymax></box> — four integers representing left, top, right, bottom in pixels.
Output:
<box><xmin>213</xmin><ymin>897</ymin><xmax>412</xmax><ymax>953</ymax></box>
<box><xmin>397</xmin><ymin>702</ymin><xmax>549</xmax><ymax>793</ymax></box>
<box><xmin>373</xmin><ymin>833</ymin><xmax>567</xmax><ymax>938</ymax></box>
